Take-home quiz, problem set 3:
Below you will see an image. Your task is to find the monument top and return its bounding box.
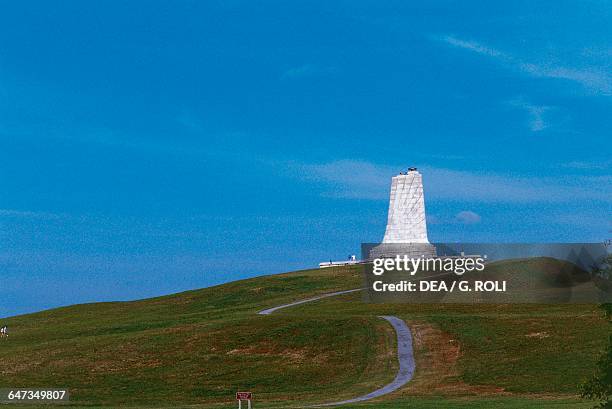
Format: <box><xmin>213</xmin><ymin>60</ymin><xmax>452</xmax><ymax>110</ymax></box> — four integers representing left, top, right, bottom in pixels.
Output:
<box><xmin>400</xmin><ymin>167</ymin><xmax>418</xmax><ymax>175</ymax></box>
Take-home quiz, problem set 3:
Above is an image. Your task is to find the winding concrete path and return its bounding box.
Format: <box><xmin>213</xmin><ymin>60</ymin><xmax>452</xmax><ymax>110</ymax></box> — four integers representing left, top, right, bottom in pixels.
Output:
<box><xmin>257</xmin><ymin>289</ymin><xmax>362</xmax><ymax>316</ymax></box>
<box><xmin>257</xmin><ymin>289</ymin><xmax>416</xmax><ymax>406</ymax></box>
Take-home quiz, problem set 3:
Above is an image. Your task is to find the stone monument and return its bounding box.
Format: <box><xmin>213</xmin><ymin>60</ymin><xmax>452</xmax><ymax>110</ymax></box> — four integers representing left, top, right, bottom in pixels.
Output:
<box><xmin>383</xmin><ymin>168</ymin><xmax>430</xmax><ymax>243</ymax></box>
<box><xmin>370</xmin><ymin>168</ymin><xmax>436</xmax><ymax>259</ymax></box>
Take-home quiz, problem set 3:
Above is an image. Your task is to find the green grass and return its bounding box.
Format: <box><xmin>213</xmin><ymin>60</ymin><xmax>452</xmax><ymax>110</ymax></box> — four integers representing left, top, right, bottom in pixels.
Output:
<box><xmin>428</xmin><ymin>311</ymin><xmax>607</xmax><ymax>393</ymax></box>
<box><xmin>4</xmin><ymin>397</ymin><xmax>594</xmax><ymax>409</ymax></box>
<box><xmin>0</xmin><ymin>261</ymin><xmax>608</xmax><ymax>408</ymax></box>
<box><xmin>350</xmin><ymin>396</ymin><xmax>595</xmax><ymax>408</ymax></box>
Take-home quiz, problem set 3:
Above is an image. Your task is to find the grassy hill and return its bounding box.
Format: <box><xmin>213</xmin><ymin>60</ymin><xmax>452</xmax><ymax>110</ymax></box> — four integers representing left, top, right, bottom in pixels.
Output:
<box><xmin>0</xmin><ymin>260</ymin><xmax>608</xmax><ymax>408</ymax></box>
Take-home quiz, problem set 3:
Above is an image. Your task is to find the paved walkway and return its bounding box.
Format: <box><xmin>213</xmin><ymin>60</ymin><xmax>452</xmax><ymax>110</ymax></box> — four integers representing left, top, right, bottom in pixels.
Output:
<box><xmin>257</xmin><ymin>289</ymin><xmax>416</xmax><ymax>406</ymax></box>
<box><xmin>257</xmin><ymin>289</ymin><xmax>363</xmax><ymax>316</ymax></box>
<box><xmin>314</xmin><ymin>315</ymin><xmax>415</xmax><ymax>406</ymax></box>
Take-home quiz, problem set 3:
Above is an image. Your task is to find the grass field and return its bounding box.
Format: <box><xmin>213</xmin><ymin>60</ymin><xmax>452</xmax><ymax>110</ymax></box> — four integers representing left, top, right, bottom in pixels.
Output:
<box><xmin>0</xmin><ymin>261</ymin><xmax>608</xmax><ymax>408</ymax></box>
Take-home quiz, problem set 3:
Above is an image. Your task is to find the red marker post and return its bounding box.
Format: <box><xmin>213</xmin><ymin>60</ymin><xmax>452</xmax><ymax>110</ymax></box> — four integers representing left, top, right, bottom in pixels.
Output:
<box><xmin>236</xmin><ymin>392</ymin><xmax>252</xmax><ymax>409</ymax></box>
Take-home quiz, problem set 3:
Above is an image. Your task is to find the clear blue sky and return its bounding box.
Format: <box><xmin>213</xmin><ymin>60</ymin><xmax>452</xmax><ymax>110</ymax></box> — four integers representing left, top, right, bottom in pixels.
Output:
<box><xmin>1</xmin><ymin>1</ymin><xmax>610</xmax><ymax>316</ymax></box>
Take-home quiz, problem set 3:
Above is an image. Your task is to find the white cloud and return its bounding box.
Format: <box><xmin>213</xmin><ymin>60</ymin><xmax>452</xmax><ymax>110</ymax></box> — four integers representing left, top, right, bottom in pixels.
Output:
<box><xmin>455</xmin><ymin>210</ymin><xmax>481</xmax><ymax>224</ymax></box>
<box><xmin>290</xmin><ymin>159</ymin><xmax>394</xmax><ymax>200</ymax></box>
<box><xmin>561</xmin><ymin>160</ymin><xmax>611</xmax><ymax>170</ymax></box>
<box><xmin>288</xmin><ymin>159</ymin><xmax>611</xmax><ymax>203</ymax></box>
<box><xmin>442</xmin><ymin>36</ymin><xmax>506</xmax><ymax>58</ymax></box>
<box><xmin>0</xmin><ymin>209</ymin><xmax>62</xmax><ymax>220</ymax></box>
<box><xmin>439</xmin><ymin>35</ymin><xmax>612</xmax><ymax>96</ymax></box>
<box><xmin>508</xmin><ymin>97</ymin><xmax>552</xmax><ymax>132</ymax></box>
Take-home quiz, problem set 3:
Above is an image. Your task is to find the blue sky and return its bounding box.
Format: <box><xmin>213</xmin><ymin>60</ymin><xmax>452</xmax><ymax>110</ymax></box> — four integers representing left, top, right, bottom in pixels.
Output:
<box><xmin>1</xmin><ymin>1</ymin><xmax>610</xmax><ymax>316</ymax></box>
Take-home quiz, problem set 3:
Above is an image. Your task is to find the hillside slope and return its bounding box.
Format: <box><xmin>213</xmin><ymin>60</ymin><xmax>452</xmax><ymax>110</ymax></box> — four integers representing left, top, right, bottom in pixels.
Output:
<box><xmin>0</xmin><ymin>260</ymin><xmax>608</xmax><ymax>408</ymax></box>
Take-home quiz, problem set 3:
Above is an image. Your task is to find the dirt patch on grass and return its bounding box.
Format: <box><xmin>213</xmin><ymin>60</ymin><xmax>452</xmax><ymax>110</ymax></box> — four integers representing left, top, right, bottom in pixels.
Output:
<box><xmin>525</xmin><ymin>331</ymin><xmax>550</xmax><ymax>339</ymax></box>
<box><xmin>225</xmin><ymin>344</ymin><xmax>329</xmax><ymax>364</ymax></box>
<box><xmin>397</xmin><ymin>321</ymin><xmax>508</xmax><ymax>397</ymax></box>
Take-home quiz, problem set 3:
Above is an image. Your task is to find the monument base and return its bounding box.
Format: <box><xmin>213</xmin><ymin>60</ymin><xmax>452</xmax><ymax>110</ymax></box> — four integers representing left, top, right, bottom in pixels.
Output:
<box><xmin>367</xmin><ymin>243</ymin><xmax>437</xmax><ymax>261</ymax></box>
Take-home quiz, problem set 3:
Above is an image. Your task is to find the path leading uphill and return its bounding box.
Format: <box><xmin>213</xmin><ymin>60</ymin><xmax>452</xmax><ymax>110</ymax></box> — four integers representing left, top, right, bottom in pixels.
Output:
<box><xmin>257</xmin><ymin>289</ymin><xmax>416</xmax><ymax>406</ymax></box>
<box><xmin>257</xmin><ymin>289</ymin><xmax>363</xmax><ymax>315</ymax></box>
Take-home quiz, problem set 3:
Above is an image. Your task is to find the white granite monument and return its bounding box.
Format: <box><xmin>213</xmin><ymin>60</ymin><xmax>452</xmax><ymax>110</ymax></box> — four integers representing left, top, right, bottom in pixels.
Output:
<box><xmin>370</xmin><ymin>167</ymin><xmax>436</xmax><ymax>259</ymax></box>
<box><xmin>383</xmin><ymin>168</ymin><xmax>430</xmax><ymax>243</ymax></box>
<box><xmin>319</xmin><ymin>167</ymin><xmax>436</xmax><ymax>267</ymax></box>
